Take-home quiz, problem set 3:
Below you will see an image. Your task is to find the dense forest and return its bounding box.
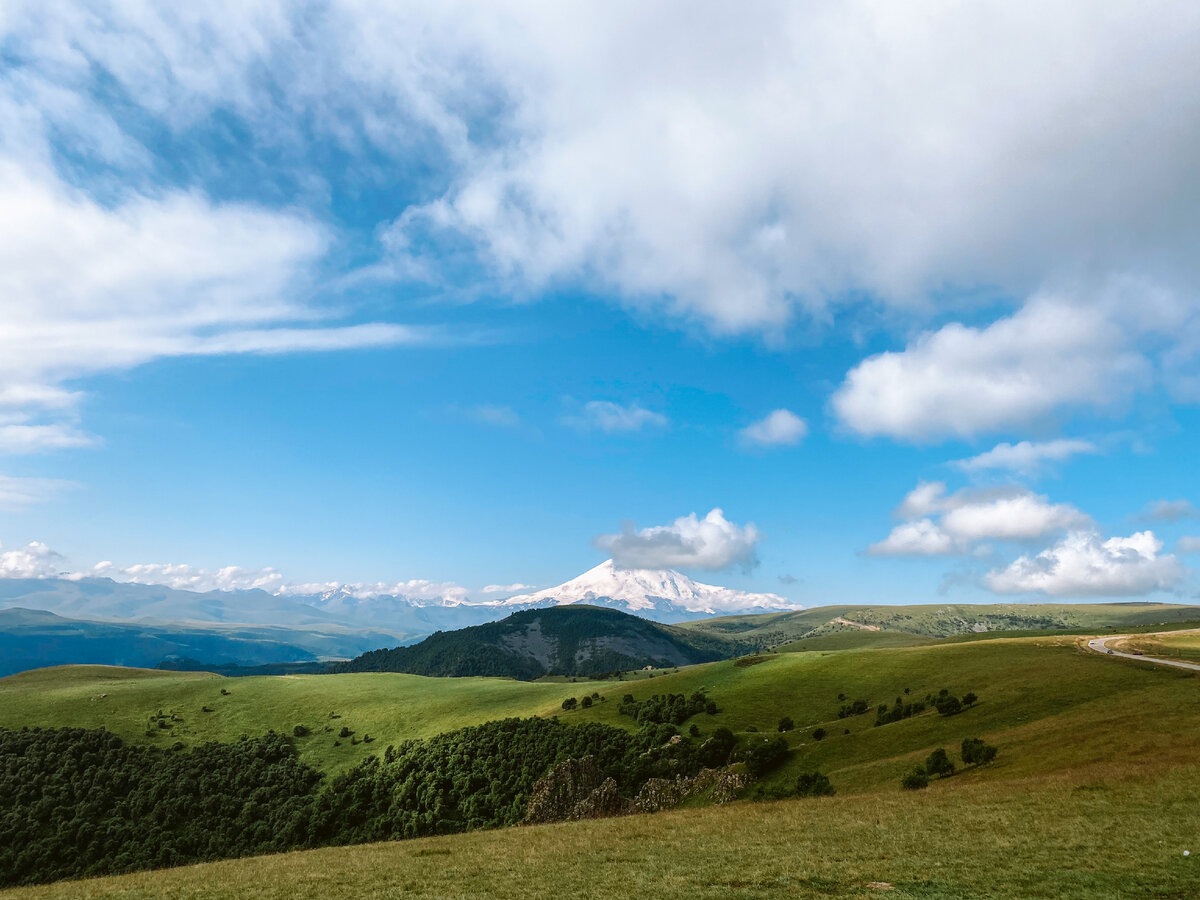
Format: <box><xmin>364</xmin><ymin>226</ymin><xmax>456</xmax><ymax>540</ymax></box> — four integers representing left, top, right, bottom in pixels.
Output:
<box><xmin>0</xmin><ymin>713</ymin><xmax>741</xmax><ymax>888</ymax></box>
<box><xmin>335</xmin><ymin>605</ymin><xmax>738</xmax><ymax>679</ymax></box>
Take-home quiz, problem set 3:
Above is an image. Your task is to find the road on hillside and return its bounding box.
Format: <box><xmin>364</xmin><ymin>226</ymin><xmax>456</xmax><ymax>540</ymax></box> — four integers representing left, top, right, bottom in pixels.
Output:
<box><xmin>1085</xmin><ymin>635</ymin><xmax>1200</xmax><ymax>672</ymax></box>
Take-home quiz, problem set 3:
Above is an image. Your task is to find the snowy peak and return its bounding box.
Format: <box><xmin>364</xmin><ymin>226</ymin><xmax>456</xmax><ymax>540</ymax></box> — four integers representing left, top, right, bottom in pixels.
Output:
<box><xmin>500</xmin><ymin>560</ymin><xmax>798</xmax><ymax>620</ymax></box>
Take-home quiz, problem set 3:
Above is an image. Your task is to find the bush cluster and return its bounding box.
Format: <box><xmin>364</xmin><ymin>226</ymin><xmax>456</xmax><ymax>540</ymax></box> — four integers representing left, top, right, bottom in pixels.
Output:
<box><xmin>616</xmin><ymin>691</ymin><xmax>713</xmax><ymax>725</ymax></box>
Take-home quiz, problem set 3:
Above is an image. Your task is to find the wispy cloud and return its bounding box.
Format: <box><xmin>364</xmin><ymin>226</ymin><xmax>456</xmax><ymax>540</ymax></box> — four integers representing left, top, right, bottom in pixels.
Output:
<box><xmin>954</xmin><ymin>439</ymin><xmax>1098</xmax><ymax>474</ymax></box>
<box><xmin>563</xmin><ymin>401</ymin><xmax>667</xmax><ymax>433</ymax></box>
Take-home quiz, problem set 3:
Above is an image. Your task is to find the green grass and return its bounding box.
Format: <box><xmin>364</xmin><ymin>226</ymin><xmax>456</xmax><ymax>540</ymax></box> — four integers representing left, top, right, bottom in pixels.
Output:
<box><xmin>5</xmin><ymin>635</ymin><xmax>1200</xmax><ymax>897</ymax></box>
<box><xmin>680</xmin><ymin>602</ymin><xmax>1200</xmax><ymax>645</ymax></box>
<box><xmin>0</xmin><ymin>665</ymin><xmax>608</xmax><ymax>774</ymax></box>
<box><xmin>777</xmin><ymin>630</ymin><xmax>937</xmax><ymax>652</ymax></box>
<box><xmin>3</xmin><ymin>767</ymin><xmax>1198</xmax><ymax>899</ymax></box>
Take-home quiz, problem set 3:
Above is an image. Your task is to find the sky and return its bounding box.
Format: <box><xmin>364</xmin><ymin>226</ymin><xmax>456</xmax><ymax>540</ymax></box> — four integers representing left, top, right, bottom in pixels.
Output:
<box><xmin>1</xmin><ymin>1</ymin><xmax>1199</xmax><ymax>608</ymax></box>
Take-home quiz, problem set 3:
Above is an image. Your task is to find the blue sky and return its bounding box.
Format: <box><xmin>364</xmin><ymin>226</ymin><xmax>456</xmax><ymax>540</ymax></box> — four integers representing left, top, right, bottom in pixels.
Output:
<box><xmin>1</xmin><ymin>2</ymin><xmax>1199</xmax><ymax>607</ymax></box>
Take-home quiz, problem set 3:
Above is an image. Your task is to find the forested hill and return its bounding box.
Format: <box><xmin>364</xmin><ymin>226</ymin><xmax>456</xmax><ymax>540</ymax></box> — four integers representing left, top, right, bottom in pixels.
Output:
<box><xmin>335</xmin><ymin>605</ymin><xmax>741</xmax><ymax>679</ymax></box>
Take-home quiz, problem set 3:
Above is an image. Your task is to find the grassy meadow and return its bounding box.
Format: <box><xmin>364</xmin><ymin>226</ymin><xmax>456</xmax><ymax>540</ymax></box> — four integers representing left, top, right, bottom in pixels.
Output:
<box><xmin>2</xmin><ymin>766</ymin><xmax>1197</xmax><ymax>899</ymax></box>
<box><xmin>4</xmin><ymin>630</ymin><xmax>1200</xmax><ymax>897</ymax></box>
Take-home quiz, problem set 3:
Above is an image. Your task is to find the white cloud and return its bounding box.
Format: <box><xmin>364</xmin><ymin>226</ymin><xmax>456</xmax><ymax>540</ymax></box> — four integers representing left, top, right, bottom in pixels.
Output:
<box><xmin>868</xmin><ymin>519</ymin><xmax>958</xmax><ymax>557</ymax></box>
<box><xmin>940</xmin><ymin>494</ymin><xmax>1090</xmax><ymax>541</ymax></box>
<box><xmin>0</xmin><ymin>474</ymin><xmax>76</xmax><ymax>509</ymax></box>
<box><xmin>955</xmin><ymin>439</ymin><xmax>1098</xmax><ymax>474</ymax></box>
<box><xmin>1177</xmin><ymin>536</ymin><xmax>1200</xmax><ymax>554</ymax></box>
<box><xmin>0</xmin><ymin>541</ymin><xmax>66</xmax><ymax>578</ymax></box>
<box><xmin>0</xmin><ymin>424</ymin><xmax>98</xmax><ymax>453</ymax></box>
<box><xmin>83</xmin><ymin>560</ymin><xmax>471</xmax><ymax>604</ymax></box>
<box><xmin>564</xmin><ymin>401</ymin><xmax>667</xmax><ymax>433</ymax></box>
<box><xmin>985</xmin><ymin>530</ymin><xmax>1184</xmax><ymax>597</ymax></box>
<box><xmin>876</xmin><ymin>481</ymin><xmax>1090</xmax><ymax>555</ymax></box>
<box><xmin>896</xmin><ymin>481</ymin><xmax>952</xmax><ymax>519</ymax></box>
<box><xmin>740</xmin><ymin>409</ymin><xmax>808</xmax><ymax>448</ymax></box>
<box><xmin>9</xmin><ymin>5</ymin><xmax>1200</xmax><ymax>337</ymax></box>
<box><xmin>482</xmin><ymin>583</ymin><xmax>535</xmax><ymax>594</ymax></box>
<box><xmin>1142</xmin><ymin>499</ymin><xmax>1200</xmax><ymax>522</ymax></box>
<box><xmin>595</xmin><ymin>508</ymin><xmax>761</xmax><ymax>571</ymax></box>
<box><xmin>832</xmin><ymin>296</ymin><xmax>1148</xmax><ymax>440</ymax></box>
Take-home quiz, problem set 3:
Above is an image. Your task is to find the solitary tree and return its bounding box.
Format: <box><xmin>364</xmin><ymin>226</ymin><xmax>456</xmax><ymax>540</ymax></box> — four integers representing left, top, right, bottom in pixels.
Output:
<box><xmin>924</xmin><ymin>747</ymin><xmax>956</xmax><ymax>778</ymax></box>
<box><xmin>812</xmin><ymin>727</ymin><xmax>827</xmax><ymax>741</ymax></box>
<box><xmin>561</xmin><ymin>697</ymin><xmax>578</xmax><ymax>711</ymax></box>
<box><xmin>778</xmin><ymin>716</ymin><xmax>794</xmax><ymax>732</ymax></box>
<box><xmin>901</xmin><ymin>767</ymin><xmax>929</xmax><ymax>790</ymax></box>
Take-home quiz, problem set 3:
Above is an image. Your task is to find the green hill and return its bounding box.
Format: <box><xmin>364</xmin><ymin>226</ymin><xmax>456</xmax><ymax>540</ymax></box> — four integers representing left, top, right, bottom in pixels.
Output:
<box><xmin>335</xmin><ymin>604</ymin><xmax>742</xmax><ymax>679</ymax></box>
<box><xmin>3</xmin><ymin>631</ymin><xmax>1200</xmax><ymax>897</ymax></box>
<box><xmin>679</xmin><ymin>601</ymin><xmax>1200</xmax><ymax>648</ymax></box>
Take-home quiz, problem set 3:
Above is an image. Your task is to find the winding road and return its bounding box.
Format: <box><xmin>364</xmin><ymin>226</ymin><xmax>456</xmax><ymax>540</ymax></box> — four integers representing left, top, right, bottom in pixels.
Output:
<box><xmin>1085</xmin><ymin>635</ymin><xmax>1200</xmax><ymax>672</ymax></box>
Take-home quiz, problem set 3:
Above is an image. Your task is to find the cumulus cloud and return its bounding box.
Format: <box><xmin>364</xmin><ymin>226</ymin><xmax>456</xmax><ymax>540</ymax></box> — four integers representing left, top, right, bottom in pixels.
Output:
<box><xmin>82</xmin><ymin>560</ymin><xmax>471</xmax><ymax>604</ymax></box>
<box><xmin>868</xmin><ymin>519</ymin><xmax>959</xmax><ymax>557</ymax></box>
<box><xmin>564</xmin><ymin>401</ymin><xmax>667</xmax><ymax>433</ymax></box>
<box><xmin>985</xmin><ymin>530</ymin><xmax>1184</xmax><ymax>597</ymax></box>
<box><xmin>739</xmin><ymin>409</ymin><xmax>808</xmax><ymax>448</ymax></box>
<box><xmin>833</xmin><ymin>297</ymin><xmax>1149</xmax><ymax>440</ymax></box>
<box><xmin>1142</xmin><ymin>499</ymin><xmax>1200</xmax><ymax>522</ymax></box>
<box><xmin>875</xmin><ymin>481</ymin><xmax>1090</xmax><ymax>555</ymax></box>
<box><xmin>482</xmin><ymin>583</ymin><xmax>536</xmax><ymax>594</ymax></box>
<box><xmin>3</xmin><ymin>3</ymin><xmax>1200</xmax><ymax>445</ymax></box>
<box><xmin>595</xmin><ymin>508</ymin><xmax>761</xmax><ymax>571</ymax></box>
<box><xmin>0</xmin><ymin>541</ymin><xmax>471</xmax><ymax>603</ymax></box>
<box><xmin>955</xmin><ymin>439</ymin><xmax>1098</xmax><ymax>474</ymax></box>
<box><xmin>88</xmin><ymin>561</ymin><xmax>288</xmax><ymax>595</ymax></box>
<box><xmin>0</xmin><ymin>541</ymin><xmax>66</xmax><ymax>578</ymax></box>
<box><xmin>940</xmin><ymin>494</ymin><xmax>1090</xmax><ymax>541</ymax></box>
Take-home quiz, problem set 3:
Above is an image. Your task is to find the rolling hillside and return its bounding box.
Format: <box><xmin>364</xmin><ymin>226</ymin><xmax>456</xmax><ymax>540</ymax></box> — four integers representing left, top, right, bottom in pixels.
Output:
<box><xmin>679</xmin><ymin>601</ymin><xmax>1200</xmax><ymax>648</ymax></box>
<box><xmin>3</xmin><ymin>630</ymin><xmax>1200</xmax><ymax>897</ymax></box>
<box><xmin>334</xmin><ymin>605</ymin><xmax>744</xmax><ymax>679</ymax></box>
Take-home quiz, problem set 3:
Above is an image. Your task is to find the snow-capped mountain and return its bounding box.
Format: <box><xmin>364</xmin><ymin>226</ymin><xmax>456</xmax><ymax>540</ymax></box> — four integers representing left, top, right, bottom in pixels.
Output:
<box><xmin>497</xmin><ymin>560</ymin><xmax>799</xmax><ymax>622</ymax></box>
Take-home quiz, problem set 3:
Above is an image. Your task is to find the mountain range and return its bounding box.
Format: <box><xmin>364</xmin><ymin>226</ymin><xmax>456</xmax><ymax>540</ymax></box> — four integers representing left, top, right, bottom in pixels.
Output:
<box><xmin>0</xmin><ymin>562</ymin><xmax>796</xmax><ymax>674</ymax></box>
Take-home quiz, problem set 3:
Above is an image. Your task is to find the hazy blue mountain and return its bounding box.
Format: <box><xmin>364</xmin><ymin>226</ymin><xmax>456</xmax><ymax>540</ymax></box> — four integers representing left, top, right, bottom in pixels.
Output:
<box><xmin>0</xmin><ymin>607</ymin><xmax>413</xmax><ymax>677</ymax></box>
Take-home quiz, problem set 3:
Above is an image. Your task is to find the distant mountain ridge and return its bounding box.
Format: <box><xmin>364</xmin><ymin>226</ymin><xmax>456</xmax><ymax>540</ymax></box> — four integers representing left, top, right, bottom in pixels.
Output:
<box><xmin>336</xmin><ymin>605</ymin><xmax>746</xmax><ymax>679</ymax></box>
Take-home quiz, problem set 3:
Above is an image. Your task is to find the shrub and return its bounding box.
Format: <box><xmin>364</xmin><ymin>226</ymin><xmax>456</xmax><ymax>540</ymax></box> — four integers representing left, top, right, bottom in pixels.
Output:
<box><xmin>688</xmin><ymin>723</ymin><xmax>701</xmax><ymax>737</ymax></box>
<box><xmin>561</xmin><ymin>697</ymin><xmax>577</xmax><ymax>711</ymax></box>
<box><xmin>838</xmin><ymin>699</ymin><xmax>870</xmax><ymax>718</ymax></box>
<box><xmin>901</xmin><ymin>767</ymin><xmax>929</xmax><ymax>790</ymax></box>
<box><xmin>961</xmin><ymin>737</ymin><xmax>998</xmax><ymax>766</ymax></box>
<box><xmin>962</xmin><ymin>692</ymin><xmax>978</xmax><ymax>707</ymax></box>
<box><xmin>812</xmin><ymin>727</ymin><xmax>827</xmax><ymax>741</ymax></box>
<box><xmin>744</xmin><ymin>736</ymin><xmax>789</xmax><ymax>779</ymax></box>
<box><xmin>338</xmin><ymin>726</ymin><xmax>353</xmax><ymax>739</ymax></box>
<box><xmin>935</xmin><ymin>695</ymin><xmax>963</xmax><ymax>717</ymax></box>
<box><xmin>795</xmin><ymin>771</ymin><xmax>835</xmax><ymax>797</ymax></box>
<box><xmin>924</xmin><ymin>748</ymin><xmax>956</xmax><ymax>778</ymax></box>
<box><xmin>293</xmin><ymin>725</ymin><xmax>310</xmax><ymax>738</ymax></box>
<box><xmin>777</xmin><ymin>717</ymin><xmax>794</xmax><ymax>732</ymax></box>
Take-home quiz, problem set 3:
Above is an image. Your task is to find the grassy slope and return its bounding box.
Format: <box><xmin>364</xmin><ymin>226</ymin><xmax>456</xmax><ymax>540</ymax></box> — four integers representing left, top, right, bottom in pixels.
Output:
<box><xmin>680</xmin><ymin>602</ymin><xmax>1200</xmax><ymax>645</ymax></box>
<box><xmin>0</xmin><ymin>665</ymin><xmax>608</xmax><ymax>774</ymax></box>
<box><xmin>3</xmin><ymin>769</ymin><xmax>1197</xmax><ymax>900</ymax></box>
<box><xmin>4</xmin><ymin>637</ymin><xmax>1200</xmax><ymax>896</ymax></box>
